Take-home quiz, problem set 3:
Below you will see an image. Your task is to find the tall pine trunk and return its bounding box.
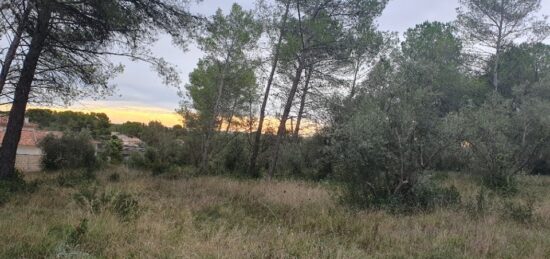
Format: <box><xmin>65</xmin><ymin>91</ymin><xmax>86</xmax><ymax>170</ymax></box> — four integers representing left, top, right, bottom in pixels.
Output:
<box><xmin>293</xmin><ymin>65</ymin><xmax>313</xmax><ymax>141</ymax></box>
<box><xmin>267</xmin><ymin>63</ymin><xmax>304</xmax><ymax>178</ymax></box>
<box><xmin>247</xmin><ymin>1</ymin><xmax>291</xmax><ymax>177</ymax></box>
<box><xmin>0</xmin><ymin>4</ymin><xmax>51</xmax><ymax>179</ymax></box>
<box><xmin>0</xmin><ymin>7</ymin><xmax>30</xmax><ymax>95</ymax></box>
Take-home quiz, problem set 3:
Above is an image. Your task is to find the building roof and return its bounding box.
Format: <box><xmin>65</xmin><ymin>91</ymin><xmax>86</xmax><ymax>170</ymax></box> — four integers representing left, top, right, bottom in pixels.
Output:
<box><xmin>0</xmin><ymin>116</ymin><xmax>61</xmax><ymax>147</ymax></box>
<box><xmin>0</xmin><ymin>129</ymin><xmax>62</xmax><ymax>147</ymax></box>
<box><xmin>112</xmin><ymin>132</ymin><xmax>144</xmax><ymax>148</ymax></box>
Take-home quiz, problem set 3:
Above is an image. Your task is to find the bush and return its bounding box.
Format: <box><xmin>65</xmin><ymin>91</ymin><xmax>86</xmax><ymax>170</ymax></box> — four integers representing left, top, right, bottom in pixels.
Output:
<box><xmin>111</xmin><ymin>193</ymin><xmax>140</xmax><ymax>222</ymax></box>
<box><xmin>102</xmin><ymin>136</ymin><xmax>123</xmax><ymax>164</ymax></box>
<box><xmin>531</xmin><ymin>159</ymin><xmax>550</xmax><ymax>175</ymax></box>
<box><xmin>72</xmin><ymin>186</ymin><xmax>141</xmax><ymax>222</ymax></box>
<box><xmin>40</xmin><ymin>132</ymin><xmax>99</xmax><ymax>172</ymax></box>
<box><xmin>340</xmin><ymin>173</ymin><xmax>461</xmax><ymax>213</ymax></box>
<box><xmin>127</xmin><ymin>151</ymin><xmax>147</xmax><ymax>169</ymax></box>
<box><xmin>501</xmin><ymin>199</ymin><xmax>535</xmax><ymax>224</ymax></box>
<box><xmin>222</xmin><ymin>136</ymin><xmax>247</xmax><ymax>174</ymax></box>
<box><xmin>67</xmin><ymin>219</ymin><xmax>89</xmax><ymax>246</ymax></box>
<box><xmin>460</xmin><ymin>94</ymin><xmax>550</xmax><ymax>192</ymax></box>
<box><xmin>481</xmin><ymin>171</ymin><xmax>518</xmax><ymax>195</ymax></box>
<box><xmin>126</xmin><ymin>147</ymin><xmax>172</xmax><ymax>175</ymax></box>
<box><xmin>72</xmin><ymin>185</ymin><xmax>113</xmax><ymax>214</ymax></box>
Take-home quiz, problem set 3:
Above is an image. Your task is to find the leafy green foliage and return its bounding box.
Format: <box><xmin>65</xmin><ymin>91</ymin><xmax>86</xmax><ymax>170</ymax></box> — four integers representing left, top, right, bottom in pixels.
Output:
<box><xmin>459</xmin><ymin>90</ymin><xmax>550</xmax><ymax>192</ymax></box>
<box><xmin>491</xmin><ymin>43</ymin><xmax>550</xmax><ymax>97</ymax></box>
<box><xmin>40</xmin><ymin>133</ymin><xmax>99</xmax><ymax>172</ymax></box>
<box><xmin>102</xmin><ymin>136</ymin><xmax>123</xmax><ymax>164</ymax></box>
<box><xmin>27</xmin><ymin>109</ymin><xmax>111</xmax><ymax>139</ymax></box>
<box><xmin>112</xmin><ymin>121</ymin><xmax>146</xmax><ymax>138</ymax></box>
<box><xmin>182</xmin><ymin>3</ymin><xmax>261</xmax><ymax>172</ymax></box>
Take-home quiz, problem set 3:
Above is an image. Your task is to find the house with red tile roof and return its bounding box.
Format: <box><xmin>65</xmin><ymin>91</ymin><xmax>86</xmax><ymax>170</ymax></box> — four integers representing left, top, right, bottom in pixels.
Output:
<box><xmin>0</xmin><ymin>116</ymin><xmax>62</xmax><ymax>172</ymax></box>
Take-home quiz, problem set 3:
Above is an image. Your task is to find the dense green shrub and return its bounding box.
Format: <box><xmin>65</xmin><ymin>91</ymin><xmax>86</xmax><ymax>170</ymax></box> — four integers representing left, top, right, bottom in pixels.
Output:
<box><xmin>458</xmin><ymin>86</ymin><xmax>550</xmax><ymax>191</ymax></box>
<box><xmin>222</xmin><ymin>136</ymin><xmax>247</xmax><ymax>174</ymax></box>
<box><xmin>531</xmin><ymin>159</ymin><xmax>550</xmax><ymax>175</ymax></box>
<box><xmin>102</xmin><ymin>136</ymin><xmax>123</xmax><ymax>164</ymax></box>
<box><xmin>40</xmin><ymin>133</ymin><xmax>99</xmax><ymax>172</ymax></box>
<box><xmin>126</xmin><ymin>147</ymin><xmax>168</xmax><ymax>175</ymax></box>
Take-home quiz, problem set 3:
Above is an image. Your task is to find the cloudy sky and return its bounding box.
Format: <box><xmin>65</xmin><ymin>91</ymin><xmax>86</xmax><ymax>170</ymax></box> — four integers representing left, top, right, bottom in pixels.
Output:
<box><xmin>57</xmin><ymin>0</ymin><xmax>550</xmax><ymax>126</ymax></box>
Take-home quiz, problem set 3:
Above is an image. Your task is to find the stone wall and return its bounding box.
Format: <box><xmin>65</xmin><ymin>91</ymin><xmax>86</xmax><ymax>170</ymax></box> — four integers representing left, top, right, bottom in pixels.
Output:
<box><xmin>15</xmin><ymin>154</ymin><xmax>42</xmax><ymax>172</ymax></box>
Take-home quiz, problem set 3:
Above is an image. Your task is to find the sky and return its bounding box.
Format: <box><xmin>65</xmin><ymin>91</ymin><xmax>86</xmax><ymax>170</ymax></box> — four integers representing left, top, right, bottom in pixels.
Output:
<box><xmin>43</xmin><ymin>0</ymin><xmax>550</xmax><ymax>126</ymax></box>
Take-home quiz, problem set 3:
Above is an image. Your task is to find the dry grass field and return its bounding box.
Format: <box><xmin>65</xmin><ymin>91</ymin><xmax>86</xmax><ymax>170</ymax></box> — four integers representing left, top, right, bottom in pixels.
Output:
<box><xmin>0</xmin><ymin>168</ymin><xmax>549</xmax><ymax>258</ymax></box>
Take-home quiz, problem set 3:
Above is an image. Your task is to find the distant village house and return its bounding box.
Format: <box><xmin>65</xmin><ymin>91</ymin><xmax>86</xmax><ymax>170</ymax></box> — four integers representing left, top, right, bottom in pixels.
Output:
<box><xmin>0</xmin><ymin>116</ymin><xmax>62</xmax><ymax>172</ymax></box>
<box><xmin>111</xmin><ymin>132</ymin><xmax>145</xmax><ymax>157</ymax></box>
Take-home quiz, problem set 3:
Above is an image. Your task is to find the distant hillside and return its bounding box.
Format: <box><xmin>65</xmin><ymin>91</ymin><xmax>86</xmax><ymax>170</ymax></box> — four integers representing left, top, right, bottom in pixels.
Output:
<box><xmin>26</xmin><ymin>109</ymin><xmax>111</xmax><ymax>139</ymax></box>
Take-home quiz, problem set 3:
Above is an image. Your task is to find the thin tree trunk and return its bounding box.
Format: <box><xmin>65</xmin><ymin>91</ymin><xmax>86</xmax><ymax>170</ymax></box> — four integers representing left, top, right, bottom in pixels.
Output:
<box><xmin>493</xmin><ymin>14</ymin><xmax>504</xmax><ymax>93</ymax></box>
<box><xmin>293</xmin><ymin>65</ymin><xmax>313</xmax><ymax>141</ymax></box>
<box><xmin>200</xmin><ymin>62</ymin><xmax>228</xmax><ymax>173</ymax></box>
<box><xmin>247</xmin><ymin>0</ymin><xmax>291</xmax><ymax>178</ymax></box>
<box><xmin>0</xmin><ymin>4</ymin><xmax>51</xmax><ymax>179</ymax></box>
<box><xmin>493</xmin><ymin>47</ymin><xmax>500</xmax><ymax>92</ymax></box>
<box><xmin>225</xmin><ymin>100</ymin><xmax>238</xmax><ymax>134</ymax></box>
<box><xmin>0</xmin><ymin>7</ymin><xmax>30</xmax><ymax>95</ymax></box>
<box><xmin>348</xmin><ymin>60</ymin><xmax>360</xmax><ymax>99</ymax></box>
<box><xmin>267</xmin><ymin>63</ymin><xmax>305</xmax><ymax>178</ymax></box>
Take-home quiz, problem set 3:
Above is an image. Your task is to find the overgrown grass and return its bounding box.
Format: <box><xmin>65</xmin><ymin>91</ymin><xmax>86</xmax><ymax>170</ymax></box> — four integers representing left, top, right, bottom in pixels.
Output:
<box><xmin>0</xmin><ymin>168</ymin><xmax>549</xmax><ymax>258</ymax></box>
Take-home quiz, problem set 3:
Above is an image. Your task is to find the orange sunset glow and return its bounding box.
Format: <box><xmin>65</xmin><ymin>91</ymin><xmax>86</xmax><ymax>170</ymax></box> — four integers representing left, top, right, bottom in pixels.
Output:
<box><xmin>2</xmin><ymin>104</ymin><xmax>319</xmax><ymax>135</ymax></box>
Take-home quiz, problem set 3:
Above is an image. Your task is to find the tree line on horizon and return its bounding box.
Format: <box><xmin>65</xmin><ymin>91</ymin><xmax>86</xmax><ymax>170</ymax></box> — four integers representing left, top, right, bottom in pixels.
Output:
<box><xmin>1</xmin><ymin>0</ymin><xmax>550</xmax><ymax>209</ymax></box>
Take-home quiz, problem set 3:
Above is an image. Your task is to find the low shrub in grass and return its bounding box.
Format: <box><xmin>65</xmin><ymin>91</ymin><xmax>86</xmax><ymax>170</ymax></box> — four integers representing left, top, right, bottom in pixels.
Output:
<box><xmin>56</xmin><ymin>170</ymin><xmax>96</xmax><ymax>188</ymax></box>
<box><xmin>481</xmin><ymin>171</ymin><xmax>518</xmax><ymax>196</ymax></box>
<box><xmin>501</xmin><ymin>195</ymin><xmax>536</xmax><ymax>224</ymax></box>
<box><xmin>111</xmin><ymin>193</ymin><xmax>140</xmax><ymax>222</ymax></box>
<box><xmin>67</xmin><ymin>219</ymin><xmax>89</xmax><ymax>247</ymax></box>
<box><xmin>72</xmin><ymin>185</ymin><xmax>113</xmax><ymax>214</ymax></box>
<box><xmin>72</xmin><ymin>186</ymin><xmax>141</xmax><ymax>222</ymax></box>
<box><xmin>340</xmin><ymin>174</ymin><xmax>461</xmax><ymax>213</ymax></box>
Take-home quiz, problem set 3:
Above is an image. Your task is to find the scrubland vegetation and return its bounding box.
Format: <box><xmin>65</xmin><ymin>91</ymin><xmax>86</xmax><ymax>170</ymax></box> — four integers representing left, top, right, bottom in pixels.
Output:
<box><xmin>2</xmin><ymin>0</ymin><xmax>550</xmax><ymax>257</ymax></box>
<box><xmin>0</xmin><ymin>168</ymin><xmax>549</xmax><ymax>258</ymax></box>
